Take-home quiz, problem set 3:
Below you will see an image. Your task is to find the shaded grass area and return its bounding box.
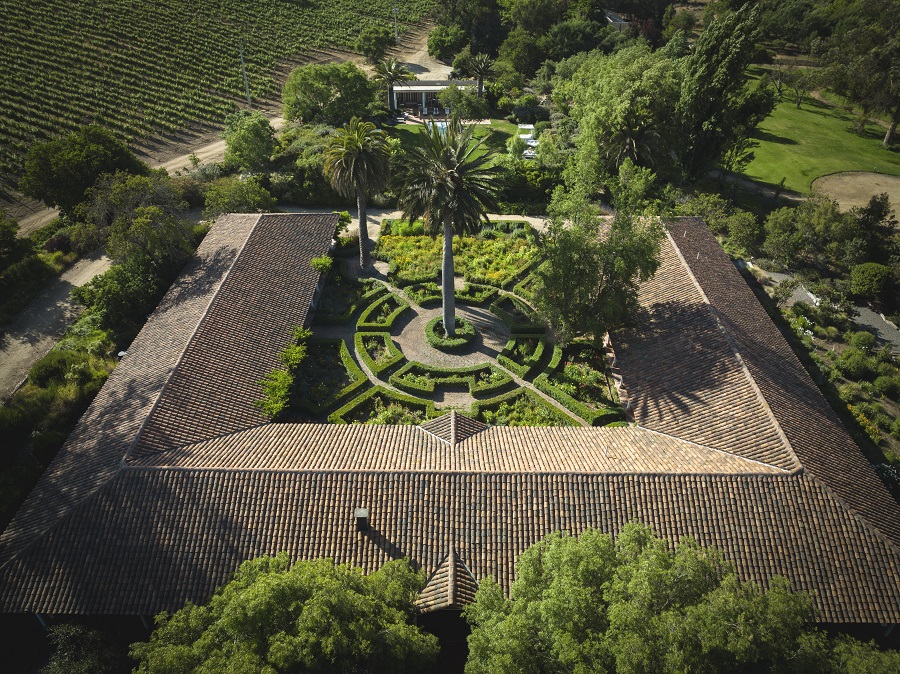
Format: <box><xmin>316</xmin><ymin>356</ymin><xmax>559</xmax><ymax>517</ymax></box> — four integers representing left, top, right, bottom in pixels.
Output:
<box><xmin>742</xmin><ymin>90</ymin><xmax>900</xmax><ymax>194</ymax></box>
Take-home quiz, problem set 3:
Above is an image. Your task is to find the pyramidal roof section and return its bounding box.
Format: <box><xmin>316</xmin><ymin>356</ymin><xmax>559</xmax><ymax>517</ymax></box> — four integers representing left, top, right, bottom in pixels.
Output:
<box><xmin>419</xmin><ymin>410</ymin><xmax>488</xmax><ymax>447</ymax></box>
<box><xmin>416</xmin><ymin>549</ymin><xmax>480</xmax><ymax>613</ymax></box>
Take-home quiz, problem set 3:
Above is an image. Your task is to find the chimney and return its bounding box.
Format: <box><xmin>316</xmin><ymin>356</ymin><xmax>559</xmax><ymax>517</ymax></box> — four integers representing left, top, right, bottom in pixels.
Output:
<box><xmin>355</xmin><ymin>507</ymin><xmax>369</xmax><ymax>532</ymax></box>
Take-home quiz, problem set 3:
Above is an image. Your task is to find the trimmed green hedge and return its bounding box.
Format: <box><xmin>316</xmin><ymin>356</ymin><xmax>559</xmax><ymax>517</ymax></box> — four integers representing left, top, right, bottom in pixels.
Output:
<box><xmin>533</xmin><ymin>372</ymin><xmax>623</xmax><ymax>426</ymax></box>
<box><xmin>357</xmin><ymin>292</ymin><xmax>411</xmax><ymax>331</ymax></box>
<box><xmin>470</xmin><ymin>388</ymin><xmax>578</xmax><ymax>427</ymax></box>
<box><xmin>314</xmin><ymin>275</ymin><xmax>387</xmax><ymax>325</ymax></box>
<box><xmin>389</xmin><ymin>361</ymin><xmax>513</xmax><ymax>397</ymax></box>
<box><xmin>328</xmin><ymin>385</ymin><xmax>436</xmax><ymax>424</ymax></box>
<box><xmin>294</xmin><ymin>339</ymin><xmax>370</xmax><ymax>417</ymax></box>
<box><xmin>355</xmin><ymin>331</ymin><xmax>406</xmax><ymax>376</ymax></box>
<box><xmin>405</xmin><ymin>282</ymin><xmax>442</xmax><ymax>307</ymax></box>
<box><xmin>489</xmin><ymin>294</ymin><xmax>544</xmax><ymax>333</ymax></box>
<box><xmin>455</xmin><ymin>283</ymin><xmax>499</xmax><ymax>306</ymax></box>
<box><xmin>425</xmin><ymin>316</ymin><xmax>476</xmax><ymax>352</ymax></box>
<box><xmin>497</xmin><ymin>335</ymin><xmax>547</xmax><ymax>378</ymax></box>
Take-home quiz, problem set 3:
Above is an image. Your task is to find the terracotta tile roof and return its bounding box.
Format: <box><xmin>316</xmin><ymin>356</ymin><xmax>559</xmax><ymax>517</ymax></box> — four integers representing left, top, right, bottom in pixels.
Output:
<box><xmin>667</xmin><ymin>217</ymin><xmax>900</xmax><ymax>547</ymax></box>
<box><xmin>126</xmin><ymin>423</ymin><xmax>783</xmax><ymax>475</ymax></box>
<box><xmin>416</xmin><ymin>550</ymin><xmax>479</xmax><ymax>612</ymax></box>
<box><xmin>0</xmin><ymin>214</ymin><xmax>262</xmax><ymax>567</ymax></box>
<box><xmin>131</xmin><ymin>213</ymin><xmax>336</xmax><ymax>456</ymax></box>
<box><xmin>420</xmin><ymin>410</ymin><xmax>488</xmax><ymax>446</ymax></box>
<box><xmin>1</xmin><ymin>214</ymin><xmax>899</xmax><ymax>626</ymax></box>
<box><xmin>614</xmin><ymin>235</ymin><xmax>798</xmax><ymax>471</ymax></box>
<box><xmin>0</xmin><ymin>470</ymin><xmax>897</xmax><ymax>623</ymax></box>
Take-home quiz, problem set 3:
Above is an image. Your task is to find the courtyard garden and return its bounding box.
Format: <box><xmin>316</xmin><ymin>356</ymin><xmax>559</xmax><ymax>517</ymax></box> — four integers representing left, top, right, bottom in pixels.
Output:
<box><xmin>258</xmin><ymin>219</ymin><xmax>623</xmax><ymax>428</ymax></box>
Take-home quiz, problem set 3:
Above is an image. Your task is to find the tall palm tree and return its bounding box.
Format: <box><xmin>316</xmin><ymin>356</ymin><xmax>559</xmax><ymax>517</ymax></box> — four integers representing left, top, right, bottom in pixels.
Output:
<box><xmin>373</xmin><ymin>57</ymin><xmax>415</xmax><ymax>110</ymax></box>
<box><xmin>324</xmin><ymin>118</ymin><xmax>390</xmax><ymax>269</ymax></box>
<box><xmin>397</xmin><ymin>121</ymin><xmax>499</xmax><ymax>337</ymax></box>
<box><xmin>468</xmin><ymin>53</ymin><xmax>495</xmax><ymax>99</ymax></box>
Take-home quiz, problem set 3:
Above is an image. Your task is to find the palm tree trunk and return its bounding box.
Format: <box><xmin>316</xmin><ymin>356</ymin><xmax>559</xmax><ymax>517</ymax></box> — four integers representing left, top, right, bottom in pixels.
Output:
<box><xmin>442</xmin><ymin>220</ymin><xmax>456</xmax><ymax>337</ymax></box>
<box><xmin>477</xmin><ymin>77</ymin><xmax>483</xmax><ymax>99</ymax></box>
<box><xmin>357</xmin><ymin>186</ymin><xmax>369</xmax><ymax>269</ymax></box>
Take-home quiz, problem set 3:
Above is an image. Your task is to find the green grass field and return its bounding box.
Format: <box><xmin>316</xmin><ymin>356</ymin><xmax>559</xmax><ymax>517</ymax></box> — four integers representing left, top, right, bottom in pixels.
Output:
<box><xmin>386</xmin><ymin>119</ymin><xmax>517</xmax><ymax>159</ymax></box>
<box><xmin>742</xmin><ymin>95</ymin><xmax>900</xmax><ymax>194</ymax></box>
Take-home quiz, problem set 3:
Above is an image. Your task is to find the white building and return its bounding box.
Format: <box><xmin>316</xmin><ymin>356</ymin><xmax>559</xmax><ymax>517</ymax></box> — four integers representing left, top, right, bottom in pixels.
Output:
<box><xmin>393</xmin><ymin>79</ymin><xmax>477</xmax><ymax>116</ymax></box>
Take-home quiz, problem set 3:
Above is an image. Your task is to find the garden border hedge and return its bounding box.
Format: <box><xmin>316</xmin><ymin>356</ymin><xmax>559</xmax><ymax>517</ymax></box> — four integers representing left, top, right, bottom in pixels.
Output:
<box><xmin>355</xmin><ymin>331</ymin><xmax>406</xmax><ymax>376</ymax></box>
<box><xmin>389</xmin><ymin>361</ymin><xmax>513</xmax><ymax>397</ymax></box>
<box><xmin>425</xmin><ymin>316</ymin><xmax>476</xmax><ymax>352</ymax></box>
<box><xmin>497</xmin><ymin>335</ymin><xmax>548</xmax><ymax>378</ymax></box>
<box><xmin>293</xmin><ymin>339</ymin><xmax>370</xmax><ymax>417</ymax></box>
<box><xmin>405</xmin><ymin>282</ymin><xmax>442</xmax><ymax>307</ymax></box>
<box><xmin>470</xmin><ymin>388</ymin><xmax>578</xmax><ymax>426</ymax></box>
<box><xmin>328</xmin><ymin>385</ymin><xmax>436</xmax><ymax>424</ymax></box>
<box><xmin>314</xmin><ymin>276</ymin><xmax>388</xmax><ymax>325</ymax></box>
<box><xmin>357</xmin><ymin>292</ymin><xmax>411</xmax><ymax>331</ymax></box>
<box><xmin>455</xmin><ymin>282</ymin><xmax>499</xmax><ymax>306</ymax></box>
<box><xmin>533</xmin><ymin>373</ymin><xmax>623</xmax><ymax>426</ymax></box>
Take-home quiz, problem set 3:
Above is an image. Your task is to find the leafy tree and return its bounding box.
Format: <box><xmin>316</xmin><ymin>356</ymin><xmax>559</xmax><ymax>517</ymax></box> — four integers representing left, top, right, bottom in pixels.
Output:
<box><xmin>282</xmin><ymin>62</ymin><xmax>376</xmax><ymax>126</ymax></box>
<box><xmin>19</xmin><ymin>125</ymin><xmax>147</xmax><ymax>215</ymax></box>
<box><xmin>396</xmin><ymin>121</ymin><xmax>499</xmax><ymax>336</ymax></box>
<box><xmin>498</xmin><ymin>27</ymin><xmax>546</xmax><ymax>78</ymax></box>
<box><xmin>502</xmin><ymin>0</ymin><xmax>565</xmax><ymax>36</ymax></box>
<box><xmin>223</xmin><ymin>110</ymin><xmax>276</xmax><ymax>173</ymax></box>
<box><xmin>438</xmin><ymin>84</ymin><xmax>490</xmax><ymax>122</ymax></box>
<box><xmin>851</xmin><ymin>262</ymin><xmax>892</xmax><ymax>301</ymax></box>
<box><xmin>323</xmin><ymin>117</ymin><xmax>391</xmax><ymax>268</ymax></box>
<box><xmin>465</xmin><ymin>523</ymin><xmax>900</xmax><ymax>674</ymax></box>
<box><xmin>373</xmin><ymin>57</ymin><xmax>415</xmax><ymax>110</ymax></box>
<box><xmin>130</xmin><ymin>555</ymin><xmax>439</xmax><ymax>674</ymax></box>
<box><xmin>356</xmin><ymin>25</ymin><xmax>395</xmax><ymax>63</ymax></box>
<box><xmin>763</xmin><ymin>206</ymin><xmax>803</xmax><ymax>266</ymax></box>
<box><xmin>726</xmin><ymin>210</ymin><xmax>763</xmax><ymax>255</ymax></box>
<box><xmin>203</xmin><ymin>176</ymin><xmax>275</xmax><ymax>220</ymax></box>
<box><xmin>428</xmin><ymin>24</ymin><xmax>469</xmax><ymax>62</ymax></box>
<box><xmin>540</xmin><ymin>17</ymin><xmax>608</xmax><ymax>61</ymax></box>
<box><xmin>535</xmin><ymin>162</ymin><xmax>664</xmax><ymax>345</ymax></box>
<box><xmin>676</xmin><ymin>5</ymin><xmax>775</xmax><ymax>181</ymax></box>
<box><xmin>0</xmin><ymin>212</ymin><xmax>20</xmax><ymax>265</ymax></box>
<box><xmin>506</xmin><ymin>134</ymin><xmax>527</xmax><ymax>161</ymax></box>
<box><xmin>74</xmin><ymin>170</ymin><xmax>187</xmax><ymax>254</ymax></box>
<box><xmin>106</xmin><ymin>205</ymin><xmax>192</xmax><ymax>269</ymax></box>
<box><xmin>41</xmin><ymin>624</ymin><xmax>119</xmax><ymax>674</ymax></box>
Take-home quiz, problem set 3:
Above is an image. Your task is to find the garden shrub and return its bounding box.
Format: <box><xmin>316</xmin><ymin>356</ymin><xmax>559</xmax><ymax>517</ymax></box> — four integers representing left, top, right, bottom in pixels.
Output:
<box><xmin>472</xmin><ymin>389</ymin><xmax>577</xmax><ymax>427</ymax></box>
<box><xmin>455</xmin><ymin>283</ymin><xmax>499</xmax><ymax>306</ymax></box>
<box><xmin>405</xmin><ymin>282</ymin><xmax>442</xmax><ymax>307</ymax></box>
<box><xmin>357</xmin><ymin>293</ymin><xmax>410</xmax><ymax>330</ymax></box>
<box><xmin>29</xmin><ymin>350</ymin><xmax>93</xmax><ymax>387</ymax></box>
<box><xmin>498</xmin><ymin>335</ymin><xmax>547</xmax><ymax>377</ymax></box>
<box><xmin>874</xmin><ymin>375</ymin><xmax>900</xmax><ymax>400</ymax></box>
<box><xmin>533</xmin><ymin>342</ymin><xmax>622</xmax><ymax>425</ymax></box>
<box><xmin>836</xmin><ymin>348</ymin><xmax>875</xmax><ymax>381</ymax></box>
<box><xmin>310</xmin><ymin>255</ymin><xmax>333</xmax><ymax>273</ymax></box>
<box><xmin>328</xmin><ymin>386</ymin><xmax>435</xmax><ymax>424</ymax></box>
<box><xmin>314</xmin><ymin>273</ymin><xmax>385</xmax><ymax>325</ymax></box>
<box><xmin>850</xmin><ymin>262</ymin><xmax>891</xmax><ymax>300</ymax></box>
<box><xmin>256</xmin><ymin>327</ymin><xmax>312</xmax><ymax>419</ymax></box>
<box><xmin>425</xmin><ymin>316</ymin><xmax>476</xmax><ymax>352</ymax></box>
<box><xmin>848</xmin><ymin>330</ymin><xmax>876</xmax><ymax>352</ymax></box>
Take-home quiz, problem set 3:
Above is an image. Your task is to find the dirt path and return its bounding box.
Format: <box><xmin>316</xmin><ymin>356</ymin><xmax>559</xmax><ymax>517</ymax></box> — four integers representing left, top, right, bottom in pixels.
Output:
<box><xmin>0</xmin><ymin>253</ymin><xmax>110</xmax><ymax>401</ymax></box>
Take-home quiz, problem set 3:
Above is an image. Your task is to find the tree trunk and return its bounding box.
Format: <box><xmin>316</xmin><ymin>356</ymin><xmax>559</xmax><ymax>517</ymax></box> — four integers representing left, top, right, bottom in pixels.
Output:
<box><xmin>477</xmin><ymin>77</ymin><xmax>483</xmax><ymax>99</ymax></box>
<box><xmin>884</xmin><ymin>103</ymin><xmax>899</xmax><ymax>148</ymax></box>
<box><xmin>388</xmin><ymin>84</ymin><xmax>394</xmax><ymax>110</ymax></box>
<box><xmin>442</xmin><ymin>220</ymin><xmax>456</xmax><ymax>337</ymax></box>
<box><xmin>357</xmin><ymin>186</ymin><xmax>369</xmax><ymax>269</ymax></box>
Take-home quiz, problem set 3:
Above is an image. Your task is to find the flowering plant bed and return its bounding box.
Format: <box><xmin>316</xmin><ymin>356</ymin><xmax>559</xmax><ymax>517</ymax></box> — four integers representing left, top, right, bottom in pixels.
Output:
<box><xmin>534</xmin><ymin>342</ymin><xmax>622</xmax><ymax>425</ymax></box>
<box><xmin>357</xmin><ymin>292</ymin><xmax>411</xmax><ymax>331</ymax></box>
<box><xmin>289</xmin><ymin>339</ymin><xmax>368</xmax><ymax>417</ymax></box>
<box><xmin>328</xmin><ymin>386</ymin><xmax>436</xmax><ymax>424</ymax></box>
<box><xmin>355</xmin><ymin>332</ymin><xmax>406</xmax><ymax>376</ymax></box>
<box><xmin>497</xmin><ymin>335</ymin><xmax>548</xmax><ymax>378</ymax></box>
<box><xmin>471</xmin><ymin>389</ymin><xmax>577</xmax><ymax>426</ymax></box>
<box><xmin>389</xmin><ymin>361</ymin><xmax>512</xmax><ymax>397</ymax></box>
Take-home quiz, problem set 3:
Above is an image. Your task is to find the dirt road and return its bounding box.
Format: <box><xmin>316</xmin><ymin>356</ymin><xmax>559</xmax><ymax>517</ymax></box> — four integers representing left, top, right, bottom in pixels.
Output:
<box><xmin>0</xmin><ymin>253</ymin><xmax>110</xmax><ymax>401</ymax></box>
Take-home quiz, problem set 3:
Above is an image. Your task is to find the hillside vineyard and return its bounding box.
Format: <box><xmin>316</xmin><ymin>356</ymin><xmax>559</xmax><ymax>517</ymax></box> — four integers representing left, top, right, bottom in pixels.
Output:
<box><xmin>0</xmin><ymin>0</ymin><xmax>434</xmax><ymax>179</ymax></box>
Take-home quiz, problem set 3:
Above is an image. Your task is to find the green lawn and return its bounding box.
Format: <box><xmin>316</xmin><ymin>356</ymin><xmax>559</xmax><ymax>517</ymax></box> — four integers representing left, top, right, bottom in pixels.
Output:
<box><xmin>385</xmin><ymin>119</ymin><xmax>517</xmax><ymax>158</ymax></box>
<box><xmin>742</xmin><ymin>95</ymin><xmax>900</xmax><ymax>194</ymax></box>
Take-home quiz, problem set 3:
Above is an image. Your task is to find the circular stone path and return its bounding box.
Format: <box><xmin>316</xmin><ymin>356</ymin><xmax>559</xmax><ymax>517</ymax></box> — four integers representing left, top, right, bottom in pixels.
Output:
<box><xmin>392</xmin><ymin>304</ymin><xmax>511</xmax><ymax>368</ymax></box>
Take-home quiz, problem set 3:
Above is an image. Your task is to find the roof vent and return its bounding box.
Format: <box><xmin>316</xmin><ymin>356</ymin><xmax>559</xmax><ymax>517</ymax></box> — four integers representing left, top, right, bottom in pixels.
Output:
<box><xmin>354</xmin><ymin>507</ymin><xmax>369</xmax><ymax>532</ymax></box>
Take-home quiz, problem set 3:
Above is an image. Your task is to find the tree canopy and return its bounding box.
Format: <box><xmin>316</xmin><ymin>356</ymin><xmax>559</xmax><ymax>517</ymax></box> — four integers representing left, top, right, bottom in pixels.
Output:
<box><xmin>223</xmin><ymin>110</ymin><xmax>277</xmax><ymax>173</ymax></box>
<box><xmin>465</xmin><ymin>522</ymin><xmax>900</xmax><ymax>674</ymax></box>
<box><xmin>130</xmin><ymin>555</ymin><xmax>439</xmax><ymax>674</ymax></box>
<box><xmin>19</xmin><ymin>125</ymin><xmax>147</xmax><ymax>215</ymax></box>
<box><xmin>356</xmin><ymin>25</ymin><xmax>395</xmax><ymax>63</ymax></box>
<box><xmin>282</xmin><ymin>62</ymin><xmax>376</xmax><ymax>126</ymax></box>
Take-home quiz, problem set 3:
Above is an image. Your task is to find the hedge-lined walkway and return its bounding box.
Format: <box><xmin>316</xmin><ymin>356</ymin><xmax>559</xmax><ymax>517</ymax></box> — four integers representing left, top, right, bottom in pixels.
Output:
<box><xmin>312</xmin><ymin>258</ymin><xmax>588</xmax><ymax>424</ymax></box>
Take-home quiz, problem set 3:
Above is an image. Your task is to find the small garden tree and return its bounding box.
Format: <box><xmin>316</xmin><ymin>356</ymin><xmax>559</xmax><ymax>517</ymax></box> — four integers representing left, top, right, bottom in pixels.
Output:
<box><xmin>130</xmin><ymin>555</ymin><xmax>439</xmax><ymax>674</ymax></box>
<box><xmin>396</xmin><ymin>121</ymin><xmax>499</xmax><ymax>337</ymax></box>
<box><xmin>223</xmin><ymin>109</ymin><xmax>276</xmax><ymax>173</ymax></box>
<box><xmin>373</xmin><ymin>57</ymin><xmax>415</xmax><ymax>110</ymax></box>
<box><xmin>323</xmin><ymin>117</ymin><xmax>391</xmax><ymax>268</ymax></box>
<box><xmin>356</xmin><ymin>25</ymin><xmax>395</xmax><ymax>63</ymax></box>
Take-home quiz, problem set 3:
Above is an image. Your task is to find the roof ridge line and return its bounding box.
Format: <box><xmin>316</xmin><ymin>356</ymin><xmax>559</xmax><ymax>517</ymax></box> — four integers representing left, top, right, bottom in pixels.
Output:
<box><xmin>635</xmin><ymin>425</ymin><xmax>793</xmax><ymax>474</ymax></box>
<box><xmin>124</xmin><ymin>422</ymin><xmax>273</xmax><ymax>466</ymax></box>
<box><xmin>122</xmin><ymin>214</ymin><xmax>263</xmax><ymax>463</ymax></box>
<box><xmin>664</xmin><ymin>226</ymin><xmax>802</xmax><ymax>472</ymax></box>
<box><xmin>119</xmin><ymin>464</ymin><xmax>795</xmax><ymax>479</ymax></box>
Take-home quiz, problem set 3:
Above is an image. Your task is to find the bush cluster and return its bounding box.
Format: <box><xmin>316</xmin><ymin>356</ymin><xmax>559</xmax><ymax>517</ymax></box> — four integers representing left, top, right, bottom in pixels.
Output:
<box><xmin>424</xmin><ymin>316</ymin><xmax>476</xmax><ymax>352</ymax></box>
